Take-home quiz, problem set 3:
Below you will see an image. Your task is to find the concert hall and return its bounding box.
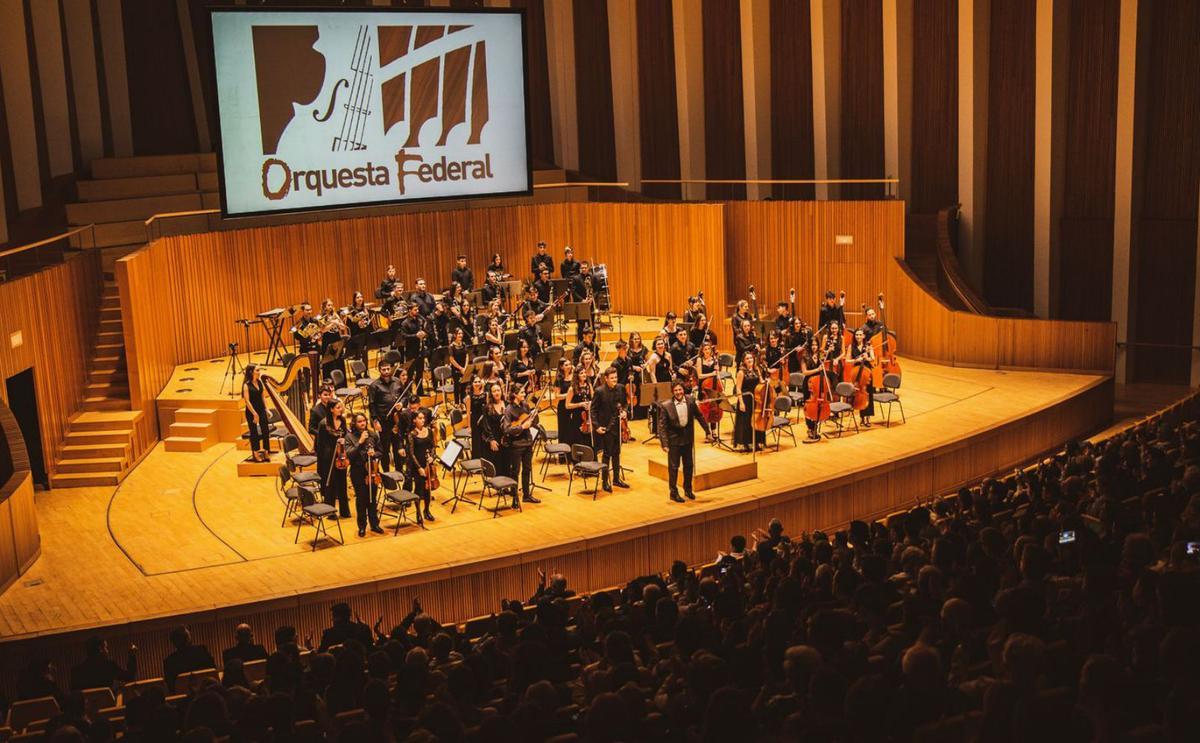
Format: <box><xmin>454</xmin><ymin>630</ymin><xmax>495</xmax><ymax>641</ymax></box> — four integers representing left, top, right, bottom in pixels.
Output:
<box><xmin>0</xmin><ymin>1</ymin><xmax>1197</xmax><ymax>740</ymax></box>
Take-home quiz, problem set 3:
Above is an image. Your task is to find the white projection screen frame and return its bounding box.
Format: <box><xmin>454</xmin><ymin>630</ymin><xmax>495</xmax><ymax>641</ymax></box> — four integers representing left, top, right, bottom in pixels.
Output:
<box><xmin>210</xmin><ymin>7</ymin><xmax>532</xmax><ymax>218</ymax></box>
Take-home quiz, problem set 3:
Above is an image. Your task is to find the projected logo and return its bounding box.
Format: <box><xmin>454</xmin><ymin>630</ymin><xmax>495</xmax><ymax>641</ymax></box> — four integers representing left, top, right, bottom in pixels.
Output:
<box><xmin>250</xmin><ymin>22</ymin><xmax>498</xmax><ymax>202</ymax></box>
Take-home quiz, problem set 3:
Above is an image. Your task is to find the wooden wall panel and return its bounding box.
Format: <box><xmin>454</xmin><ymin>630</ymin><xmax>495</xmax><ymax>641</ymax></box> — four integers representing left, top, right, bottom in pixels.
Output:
<box><xmin>909</xmin><ymin>0</ymin><xmax>957</xmax><ymax>214</ymax></box>
<box><xmin>572</xmin><ymin>0</ymin><xmax>617</xmax><ymax>181</ymax></box>
<box><xmin>121</xmin><ymin>0</ymin><xmax>197</xmax><ymax>155</ymax></box>
<box><xmin>768</xmin><ymin>0</ymin><xmax>814</xmax><ymax>200</ymax></box>
<box><xmin>888</xmin><ymin>259</ymin><xmax>1116</xmax><ymax>373</ymax></box>
<box><xmin>0</xmin><ymin>253</ymin><xmax>102</xmax><ymax>472</ymax></box>
<box><xmin>838</xmin><ymin>0</ymin><xmax>885</xmax><ymax>199</ymax></box>
<box><xmin>120</xmin><ymin>203</ymin><xmax>729</xmax><ymax>401</ymax></box>
<box><xmin>512</xmin><ymin>0</ymin><xmax>557</xmax><ymax>167</ymax></box>
<box><xmin>701</xmin><ymin>0</ymin><xmax>746</xmax><ymax>201</ymax></box>
<box><xmin>722</xmin><ymin>200</ymin><xmax>905</xmax><ymax>326</ymax></box>
<box><xmin>636</xmin><ymin>0</ymin><xmax>681</xmax><ymax>199</ymax></box>
<box><xmin>1057</xmin><ymin>0</ymin><xmax>1120</xmax><ymax>321</ymax></box>
<box><xmin>1131</xmin><ymin>0</ymin><xmax>1200</xmax><ymax>384</ymax></box>
<box><xmin>983</xmin><ymin>0</ymin><xmax>1036</xmax><ymax>311</ymax></box>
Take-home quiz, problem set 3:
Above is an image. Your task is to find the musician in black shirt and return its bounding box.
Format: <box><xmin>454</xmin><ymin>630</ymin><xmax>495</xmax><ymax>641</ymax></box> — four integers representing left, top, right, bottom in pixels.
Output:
<box><xmin>518</xmin><ymin>311</ymin><xmax>546</xmax><ymax>356</ymax></box>
<box><xmin>376</xmin><ymin>264</ymin><xmax>399</xmax><ymax>299</ymax></box>
<box><xmin>399</xmin><ymin>304</ymin><xmax>429</xmax><ymax>394</ymax></box>
<box><xmin>531</xmin><ymin>241</ymin><xmax>554</xmax><ymax>278</ymax></box>
<box><xmin>683</xmin><ymin>295</ymin><xmax>706</xmax><ymax>325</ymax></box>
<box><xmin>410</xmin><ymin>278</ymin><xmax>435</xmax><ymax>315</ymax></box>
<box><xmin>861</xmin><ymin>307</ymin><xmax>884</xmax><ymax>340</ymax></box>
<box><xmin>450</xmin><ymin>255</ymin><xmax>474</xmax><ymax>292</ymax></box>
<box><xmin>774</xmin><ymin>301</ymin><xmax>793</xmax><ymax>333</ymax></box>
<box><xmin>818</xmin><ymin>289</ymin><xmax>846</xmax><ymax>330</ymax></box>
<box><xmin>590</xmin><ymin>367</ymin><xmax>629</xmax><ymax>491</ymax></box>
<box><xmin>481</xmin><ymin>272</ymin><xmax>500</xmax><ymax>303</ymax></box>
<box><xmin>669</xmin><ymin>327</ymin><xmax>694</xmax><ymax>368</ymax></box>
<box><xmin>572</xmin><ymin>324</ymin><xmax>600</xmax><ymax>364</ymax></box>
<box><xmin>523</xmin><ymin>283</ymin><xmax>550</xmax><ymax>317</ymax></box>
<box><xmin>345</xmin><ymin>413</ymin><xmax>384</xmax><ymax>536</ymax></box>
<box><xmin>308</xmin><ymin>385</ymin><xmax>334</xmax><ymax>436</ymax></box>
<box><xmin>292</xmin><ymin>303</ymin><xmax>320</xmax><ymax>354</ymax></box>
<box><xmin>368</xmin><ymin>362</ymin><xmax>405</xmax><ymax>471</ymax></box>
<box><xmin>502</xmin><ymin>386</ymin><xmax>541</xmax><ymax>505</ymax></box>
<box><xmin>532</xmin><ymin>268</ymin><xmax>554</xmax><ymax>303</ymax></box>
<box><xmin>560</xmin><ymin>246</ymin><xmax>580</xmax><ymax>279</ymax></box>
<box><xmin>734</xmin><ymin>318</ymin><xmax>760</xmax><ymax>359</ymax></box>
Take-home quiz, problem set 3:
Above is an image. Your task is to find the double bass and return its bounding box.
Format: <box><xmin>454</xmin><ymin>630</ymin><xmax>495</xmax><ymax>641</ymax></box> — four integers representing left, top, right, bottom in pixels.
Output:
<box><xmin>869</xmin><ymin>293</ymin><xmax>902</xmax><ymax>387</ymax></box>
<box><xmin>752</xmin><ymin>357</ymin><xmax>779</xmax><ymax>434</ymax></box>
<box><xmin>804</xmin><ymin>347</ymin><xmax>833</xmax><ymax>425</ymax></box>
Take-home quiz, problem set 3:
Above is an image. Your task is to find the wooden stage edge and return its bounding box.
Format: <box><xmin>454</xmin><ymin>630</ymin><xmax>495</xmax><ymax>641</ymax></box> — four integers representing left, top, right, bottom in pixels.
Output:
<box><xmin>0</xmin><ymin>370</ymin><xmax>1113</xmax><ymax>662</ymax></box>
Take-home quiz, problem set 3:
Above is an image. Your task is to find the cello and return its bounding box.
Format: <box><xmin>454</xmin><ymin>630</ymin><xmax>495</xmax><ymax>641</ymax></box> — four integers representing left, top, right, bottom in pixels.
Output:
<box><xmin>870</xmin><ymin>293</ymin><xmax>902</xmax><ymax>387</ymax></box>
<box><xmin>804</xmin><ymin>342</ymin><xmax>833</xmax><ymax>426</ymax></box>
<box><xmin>843</xmin><ymin>334</ymin><xmax>873</xmax><ymax>412</ymax></box>
<box><xmin>752</xmin><ymin>353</ymin><xmax>779</xmax><ymax>436</ymax></box>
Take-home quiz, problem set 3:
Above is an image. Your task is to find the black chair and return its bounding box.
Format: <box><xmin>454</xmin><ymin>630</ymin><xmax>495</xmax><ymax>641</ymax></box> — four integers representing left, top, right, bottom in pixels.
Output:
<box><xmin>717</xmin><ymin>353</ymin><xmax>735</xmax><ymax>389</ymax></box>
<box><xmin>567</xmin><ymin>444</ymin><xmax>607</xmax><ymax>500</ymax></box>
<box><xmin>786</xmin><ymin>372</ymin><xmax>806</xmax><ymax>420</ymax></box>
<box><xmin>294</xmin><ymin>486</ymin><xmax>342</xmax><ymax>551</ymax></box>
<box><xmin>432</xmin><ymin>365</ymin><xmax>455</xmax><ymax>407</ymax></box>
<box><xmin>379</xmin><ymin>472</ymin><xmax>423</xmax><ymax>533</ymax></box>
<box><xmin>770</xmin><ymin>396</ymin><xmax>796</xmax><ymax>449</ymax></box>
<box><xmin>349</xmin><ymin>359</ymin><xmax>371</xmax><ymax>388</ymax></box>
<box><xmin>450</xmin><ymin>408</ymin><xmax>473</xmax><ymax>451</ymax></box>
<box><xmin>479</xmin><ymin>459</ymin><xmax>519</xmax><ymax>517</ymax></box>
<box><xmin>277</xmin><ymin>465</ymin><xmax>302</xmax><ymax>526</ymax></box>
<box><xmin>873</xmin><ymin>372</ymin><xmax>905</xmax><ymax>426</ymax></box>
<box><xmin>284</xmin><ymin>433</ymin><xmax>317</xmax><ymax>469</ymax></box>
<box><xmin>330</xmin><ymin>369</ymin><xmax>363</xmax><ymax>411</ymax></box>
<box><xmin>827</xmin><ymin>382</ymin><xmax>860</xmax><ymax>438</ymax></box>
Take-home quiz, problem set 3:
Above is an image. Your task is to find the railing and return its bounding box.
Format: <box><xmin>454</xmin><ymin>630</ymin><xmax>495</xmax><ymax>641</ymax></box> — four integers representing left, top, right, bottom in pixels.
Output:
<box><xmin>0</xmin><ymin>224</ymin><xmax>97</xmax><ymax>282</ymax></box>
<box><xmin>640</xmin><ymin>177</ymin><xmax>900</xmax><ymax>201</ymax></box>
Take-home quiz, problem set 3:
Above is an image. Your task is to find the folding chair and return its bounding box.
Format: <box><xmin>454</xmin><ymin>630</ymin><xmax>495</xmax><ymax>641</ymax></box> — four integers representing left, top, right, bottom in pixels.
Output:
<box><xmin>873</xmin><ymin>372</ymin><xmax>905</xmax><ymax>426</ymax></box>
<box><xmin>378</xmin><ymin>472</ymin><xmax>422</xmax><ymax>532</ymax></box>
<box><xmin>770</xmin><ymin>396</ymin><xmax>796</xmax><ymax>449</ymax></box>
<box><xmin>479</xmin><ymin>459</ymin><xmax>519</xmax><ymax>517</ymax></box>
<box><xmin>787</xmin><ymin>372</ymin><xmax>806</xmax><ymax>420</ymax></box>
<box><xmin>432</xmin><ymin>365</ymin><xmax>455</xmax><ymax>407</ymax></box>
<box><xmin>567</xmin><ymin>444</ymin><xmax>607</xmax><ymax>500</ymax></box>
<box><xmin>330</xmin><ymin>369</ymin><xmax>363</xmax><ymax>412</ymax></box>
<box><xmin>349</xmin><ymin>359</ymin><xmax>371</xmax><ymax>388</ymax></box>
<box><xmin>826</xmin><ymin>382</ymin><xmax>860</xmax><ymax>438</ymax></box>
<box><xmin>294</xmin><ymin>485</ymin><xmax>342</xmax><ymax>550</ymax></box>
<box><xmin>277</xmin><ymin>465</ymin><xmax>302</xmax><ymax>526</ymax></box>
<box><xmin>283</xmin><ymin>433</ymin><xmax>317</xmax><ymax>470</ymax></box>
<box><xmin>717</xmin><ymin>353</ymin><xmax>735</xmax><ymax>390</ymax></box>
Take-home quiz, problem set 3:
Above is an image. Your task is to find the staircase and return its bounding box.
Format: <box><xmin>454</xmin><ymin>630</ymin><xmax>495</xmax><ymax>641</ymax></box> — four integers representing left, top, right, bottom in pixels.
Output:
<box><xmin>163</xmin><ymin>408</ymin><xmax>219</xmax><ymax>452</ymax></box>
<box><xmin>49</xmin><ymin>281</ymin><xmax>144</xmax><ymax>488</ymax></box>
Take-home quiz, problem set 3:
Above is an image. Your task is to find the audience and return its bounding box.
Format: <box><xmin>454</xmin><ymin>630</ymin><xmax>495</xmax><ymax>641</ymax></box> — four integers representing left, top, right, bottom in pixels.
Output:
<box><xmin>6</xmin><ymin>396</ymin><xmax>1200</xmax><ymax>742</ymax></box>
<box><xmin>162</xmin><ymin>627</ymin><xmax>216</xmax><ymax>694</ymax></box>
<box><xmin>222</xmin><ymin>624</ymin><xmax>267</xmax><ymax>667</ymax></box>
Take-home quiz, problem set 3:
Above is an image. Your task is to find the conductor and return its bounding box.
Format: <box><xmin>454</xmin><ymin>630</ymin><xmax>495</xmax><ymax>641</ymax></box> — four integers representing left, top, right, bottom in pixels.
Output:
<box><xmin>657</xmin><ymin>381</ymin><xmax>713</xmax><ymax>502</ymax></box>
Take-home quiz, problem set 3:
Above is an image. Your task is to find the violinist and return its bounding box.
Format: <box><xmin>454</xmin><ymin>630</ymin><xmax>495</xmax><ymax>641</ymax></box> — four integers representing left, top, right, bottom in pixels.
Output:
<box><xmin>481</xmin><ymin>356</ymin><xmax>508</xmax><ymax>393</ymax></box>
<box><xmin>576</xmin><ymin>349</ymin><xmax>599</xmax><ymax>387</ymax></box>
<box><xmin>562</xmin><ymin>367</ymin><xmax>592</xmax><ymax>448</ymax></box>
<box><xmin>733</xmin><ymin>351</ymin><xmax>765</xmax><ymax>452</ymax></box>
<box><xmin>572</xmin><ymin>324</ymin><xmax>600</xmax><ymax>364</ymax></box>
<box><xmin>657</xmin><ymin>380</ymin><xmax>714</xmax><ymax>503</ymax></box>
<box><xmin>519</xmin><ymin>310</ymin><xmax>546</xmax><ymax>356</ymax></box>
<box><xmin>531</xmin><ymin>241</ymin><xmax>555</xmax><ymax>278</ymax></box>
<box><xmin>318</xmin><ymin>399</ymin><xmax>351</xmax><ymax>518</ymax></box>
<box><xmin>590</xmin><ymin>367</ymin><xmax>629</xmax><ymax>491</ymax></box>
<box><xmin>689</xmin><ymin>313</ymin><xmax>718</xmax><ymax>349</ymax></box>
<box><xmin>847</xmin><ymin>327</ymin><xmax>877</xmax><ymax>428</ymax></box>
<box><xmin>669</xmin><ymin>327</ymin><xmax>694</xmax><ymax>368</ymax></box>
<box><xmin>734</xmin><ymin>318</ymin><xmax>760</xmax><ymax>359</ymax></box>
<box><xmin>818</xmin><ymin>289</ymin><xmax>847</xmax><ymax>330</ymax></box>
<box><xmin>479</xmin><ymin>381</ymin><xmax>508</xmax><ymax>478</ymax></box>
<box><xmin>764</xmin><ymin>330</ymin><xmax>785</xmax><ymax>371</ymax></box>
<box><xmin>368</xmin><ymin>362</ymin><xmax>405</xmax><ymax>471</ymax></box>
<box><xmin>799</xmin><ymin>336</ymin><xmax>828</xmax><ymax>443</ymax></box>
<box><xmin>510</xmin><ymin>339</ymin><xmax>538</xmax><ymax>389</ymax></box>
<box><xmin>345</xmin><ymin>413</ymin><xmax>384</xmax><ymax>537</ymax></box>
<box><xmin>448</xmin><ymin>328</ymin><xmax>469</xmax><ymax>404</ymax></box>
<box><xmin>503</xmin><ymin>386</ymin><xmax>541</xmax><ymax>505</ymax></box>
<box><xmin>375</xmin><ymin>264</ymin><xmax>399</xmax><ymax>300</ymax></box>
<box><xmin>405</xmin><ymin>410</ymin><xmax>437</xmax><ymax>523</ymax></box>
<box><xmin>451</xmin><ymin>254</ymin><xmax>474</xmax><ymax>292</ymax></box>
<box><xmin>647</xmin><ymin>336</ymin><xmax>674</xmax><ymax>385</ymax></box>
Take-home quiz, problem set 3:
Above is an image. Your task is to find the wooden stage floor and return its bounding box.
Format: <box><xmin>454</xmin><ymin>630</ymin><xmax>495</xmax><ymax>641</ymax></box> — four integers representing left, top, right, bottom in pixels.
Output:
<box><xmin>0</xmin><ymin>355</ymin><xmax>1110</xmax><ymax>642</ymax></box>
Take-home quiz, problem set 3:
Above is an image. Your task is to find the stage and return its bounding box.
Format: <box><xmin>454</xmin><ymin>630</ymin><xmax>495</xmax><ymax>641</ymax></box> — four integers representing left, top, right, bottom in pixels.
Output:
<box><xmin>0</xmin><ymin>351</ymin><xmax>1112</xmax><ymax>666</ymax></box>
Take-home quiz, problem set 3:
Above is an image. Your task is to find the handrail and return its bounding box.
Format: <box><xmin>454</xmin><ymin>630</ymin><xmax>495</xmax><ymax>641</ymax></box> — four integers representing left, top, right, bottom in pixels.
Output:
<box><xmin>143</xmin><ymin>208</ymin><xmax>219</xmax><ymax>228</ymax></box>
<box><xmin>533</xmin><ymin>181</ymin><xmax>629</xmax><ymax>189</ymax></box>
<box><xmin>641</xmin><ymin>178</ymin><xmax>899</xmax><ymax>185</ymax></box>
<box><xmin>0</xmin><ymin>224</ymin><xmax>97</xmax><ymax>259</ymax></box>
<box><xmin>931</xmin><ymin>206</ymin><xmax>991</xmax><ymax>314</ymax></box>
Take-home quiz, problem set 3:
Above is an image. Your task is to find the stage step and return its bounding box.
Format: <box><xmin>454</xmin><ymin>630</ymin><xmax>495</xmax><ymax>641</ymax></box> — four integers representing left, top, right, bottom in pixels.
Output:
<box><xmin>85</xmin><ymin>382</ymin><xmax>129</xmax><ymax>398</ymax></box>
<box><xmin>61</xmin><ymin>442</ymin><xmax>130</xmax><ymax>459</ymax></box>
<box><xmin>68</xmin><ymin>410</ymin><xmax>139</xmax><ymax>432</ymax></box>
<box><xmin>99</xmin><ymin>318</ymin><xmax>123</xmax><ymax>332</ymax></box>
<box><xmin>48</xmin><ymin>471</ymin><xmax>121</xmax><ymax>489</ymax></box>
<box><xmin>167</xmin><ymin>420</ymin><xmax>216</xmax><ymax>444</ymax></box>
<box><xmin>66</xmin><ymin>429</ymin><xmax>129</xmax><ymax>446</ymax></box>
<box><xmin>237</xmin><ymin>453</ymin><xmax>283</xmax><ymax>477</ymax></box>
<box><xmin>172</xmin><ymin>408</ymin><xmax>217</xmax><ymax>425</ymax></box>
<box><xmin>56</xmin><ymin>457</ymin><xmax>126</xmax><ymax>474</ymax></box>
<box><xmin>81</xmin><ymin>396</ymin><xmax>131</xmax><ymax>411</ymax></box>
<box><xmin>164</xmin><ymin>435</ymin><xmax>213</xmax><ymax>453</ymax></box>
<box><xmin>91</xmin><ymin>152</ymin><xmax>216</xmax><ymax>179</ymax></box>
<box><xmin>77</xmin><ymin>172</ymin><xmax>205</xmax><ymax>201</ymax></box>
<box><xmin>101</xmin><ymin>295</ymin><xmax>121</xmax><ymax>310</ymax></box>
<box><xmin>88</xmin><ymin>369</ymin><xmax>128</xmax><ymax>384</ymax></box>
<box><xmin>100</xmin><ymin>306</ymin><xmax>121</xmax><ymax>322</ymax></box>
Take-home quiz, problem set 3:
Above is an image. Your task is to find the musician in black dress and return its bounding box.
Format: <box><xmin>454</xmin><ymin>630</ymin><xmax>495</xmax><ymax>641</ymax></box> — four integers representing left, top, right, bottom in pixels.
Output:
<box><xmin>451</xmin><ymin>255</ymin><xmax>474</xmax><ymax>292</ymax></box>
<box><xmin>799</xmin><ymin>336</ymin><xmax>827</xmax><ymax>443</ymax></box>
<box><xmin>785</xmin><ymin>317</ymin><xmax>810</xmax><ymax>374</ymax></box>
<box><xmin>562</xmin><ymin>367</ymin><xmax>591</xmax><ymax>448</ymax></box>
<box><xmin>467</xmin><ymin>376</ymin><xmax>489</xmax><ymax>458</ymax></box>
<box><xmin>661</xmin><ymin>311</ymin><xmax>681</xmax><ymax>340</ymax></box>
<box><xmin>560</xmin><ymin>246</ymin><xmax>580</xmax><ymax>279</ymax></box>
<box><xmin>447</xmin><ymin>301</ymin><xmax>474</xmax><ymax>345</ymax></box>
<box><xmin>818</xmin><ymin>289</ymin><xmax>847</xmax><ymax>330</ymax></box>
<box><xmin>345</xmin><ymin>413</ymin><xmax>383</xmax><ymax>537</ymax></box>
<box><xmin>825</xmin><ymin>321</ymin><xmax>846</xmax><ymax>379</ymax></box>
<box><xmin>764</xmin><ymin>330</ymin><xmax>785</xmax><ymax>370</ymax></box>
<box><xmin>242</xmin><ymin>365</ymin><xmax>272</xmax><ymax>462</ymax></box>
<box><xmin>531</xmin><ymin>241</ymin><xmax>555</xmax><ymax>278</ymax></box>
<box><xmin>509</xmin><ymin>339</ymin><xmax>538</xmax><ymax>390</ymax></box>
<box><xmin>487</xmin><ymin>253</ymin><xmax>507</xmax><ymax>278</ymax></box>
<box><xmin>733</xmin><ymin>352</ymin><xmax>764</xmax><ymax>452</ymax></box>
<box><xmin>399</xmin><ymin>304</ymin><xmax>428</xmax><ymax>394</ymax></box>
<box><xmin>405</xmin><ymin>411</ymin><xmax>437</xmax><ymax>523</ymax></box>
<box><xmin>448</xmin><ymin>329</ymin><xmax>469</xmax><ymax>404</ymax></box>
<box><xmin>848</xmin><ymin>328</ymin><xmax>877</xmax><ymax>427</ymax></box>
<box><xmin>554</xmin><ymin>358</ymin><xmax>576</xmax><ymax>446</ymax></box>
<box><xmin>627</xmin><ymin>333</ymin><xmax>649</xmax><ymax>420</ymax></box>
<box><xmin>730</xmin><ymin>300</ymin><xmax>754</xmax><ymax>345</ymax></box>
<box><xmin>657</xmin><ymin>381</ymin><xmax>713</xmax><ymax>502</ymax></box>
<box><xmin>590</xmin><ymin>367</ymin><xmax>629</xmax><ymax>491</ymax></box>
<box><xmin>734</xmin><ymin>318</ymin><xmax>760</xmax><ymax>360</ymax></box>
<box><xmin>503</xmin><ymin>386</ymin><xmax>541</xmax><ymax>505</ymax></box>
<box><xmin>518</xmin><ymin>311</ymin><xmax>546</xmax><ymax>356</ymax></box>
<box><xmin>367</xmin><ymin>362</ymin><xmax>404</xmax><ymax>470</ymax></box>
<box><xmin>317</xmin><ymin>399</ymin><xmax>351</xmax><ymax>518</ymax></box>
<box><xmin>479</xmin><ymin>382</ymin><xmax>508</xmax><ymax>478</ymax></box>
<box><xmin>689</xmin><ymin>313</ymin><xmax>717</xmax><ymax>349</ymax></box>
<box><xmin>308</xmin><ymin>385</ymin><xmax>334</xmax><ymax>436</ymax></box>
<box><xmin>683</xmin><ymin>295</ymin><xmax>705</xmax><ymax>325</ymax></box>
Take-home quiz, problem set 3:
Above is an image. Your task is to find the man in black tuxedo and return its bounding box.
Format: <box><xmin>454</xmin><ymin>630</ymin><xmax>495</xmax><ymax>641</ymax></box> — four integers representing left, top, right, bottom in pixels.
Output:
<box><xmin>657</xmin><ymin>381</ymin><xmax>713</xmax><ymax>502</ymax></box>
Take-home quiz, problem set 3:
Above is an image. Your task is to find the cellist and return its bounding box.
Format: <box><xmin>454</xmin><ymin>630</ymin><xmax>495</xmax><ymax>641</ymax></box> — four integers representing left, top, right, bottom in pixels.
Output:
<box><xmin>847</xmin><ymin>328</ymin><xmax>877</xmax><ymax>428</ymax></box>
<box><xmin>799</xmin><ymin>336</ymin><xmax>829</xmax><ymax>444</ymax></box>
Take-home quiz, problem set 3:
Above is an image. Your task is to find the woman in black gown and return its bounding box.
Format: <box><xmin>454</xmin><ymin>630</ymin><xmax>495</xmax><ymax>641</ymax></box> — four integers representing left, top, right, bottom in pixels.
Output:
<box><xmin>448</xmin><ymin>328</ymin><xmax>469</xmax><ymax>404</ymax></box>
<box><xmin>554</xmin><ymin>358</ymin><xmax>575</xmax><ymax>445</ymax></box>
<box><xmin>480</xmin><ymin>382</ymin><xmax>508</xmax><ymax>474</ymax></box>
<box><xmin>627</xmin><ymin>333</ymin><xmax>649</xmax><ymax>420</ymax></box>
<box><xmin>467</xmin><ymin>376</ymin><xmax>488</xmax><ymax>459</ymax></box>
<box><xmin>317</xmin><ymin>399</ymin><xmax>351</xmax><ymax>517</ymax></box>
<box><xmin>406</xmin><ymin>411</ymin><xmax>436</xmax><ymax>523</ymax></box>
<box><xmin>733</xmin><ymin>351</ymin><xmax>764</xmax><ymax>452</ymax></box>
<box><xmin>562</xmin><ymin>368</ymin><xmax>591</xmax><ymax>447</ymax></box>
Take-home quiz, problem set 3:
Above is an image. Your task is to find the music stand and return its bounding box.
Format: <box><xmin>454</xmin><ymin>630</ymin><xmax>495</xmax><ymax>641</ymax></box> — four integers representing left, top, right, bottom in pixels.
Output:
<box><xmin>638</xmin><ymin>381</ymin><xmax>673</xmax><ymax>444</ymax></box>
<box><xmin>465</xmin><ymin>290</ymin><xmax>484</xmax><ymax>307</ymax></box>
<box><xmin>562</xmin><ymin>301</ymin><xmax>593</xmax><ymax>344</ymax></box>
<box><xmin>429</xmin><ymin>345</ymin><xmax>449</xmax><ymax>368</ymax></box>
<box><xmin>319</xmin><ymin>340</ymin><xmax>346</xmax><ymax>381</ymax></box>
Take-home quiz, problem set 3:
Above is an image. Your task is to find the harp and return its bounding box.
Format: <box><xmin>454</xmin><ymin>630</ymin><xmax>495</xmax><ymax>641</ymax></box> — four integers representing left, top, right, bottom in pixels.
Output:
<box><xmin>262</xmin><ymin>352</ymin><xmax>320</xmax><ymax>455</ymax></box>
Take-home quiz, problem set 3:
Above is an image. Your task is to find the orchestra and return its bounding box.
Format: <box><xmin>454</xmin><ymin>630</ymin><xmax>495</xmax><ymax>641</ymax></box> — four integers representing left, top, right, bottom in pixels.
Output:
<box><xmin>262</xmin><ymin>249</ymin><xmax>899</xmax><ymax>532</ymax></box>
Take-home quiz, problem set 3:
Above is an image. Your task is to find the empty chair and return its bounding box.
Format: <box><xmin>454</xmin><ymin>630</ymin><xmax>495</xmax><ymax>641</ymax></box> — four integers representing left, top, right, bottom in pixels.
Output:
<box><xmin>80</xmin><ymin>687</ymin><xmax>116</xmax><ymax>718</ymax></box>
<box><xmin>283</xmin><ymin>433</ymin><xmax>317</xmax><ymax>470</ymax></box>
<box><xmin>717</xmin><ymin>353</ymin><xmax>735</xmax><ymax>387</ymax></box>
<box><xmin>432</xmin><ymin>365</ymin><xmax>455</xmax><ymax>407</ymax></box>
<box><xmin>173</xmin><ymin>667</ymin><xmax>220</xmax><ymax>696</ymax></box>
<box><xmin>872</xmin><ymin>372</ymin><xmax>905</xmax><ymax>426</ymax></box>
<box><xmin>379</xmin><ymin>472</ymin><xmax>423</xmax><ymax>532</ymax></box>
<box><xmin>277</xmin><ymin>466</ymin><xmax>302</xmax><ymax>526</ymax></box>
<box><xmin>567</xmin><ymin>444</ymin><xmax>607</xmax><ymax>500</ymax></box>
<box><xmin>242</xmin><ymin>658</ymin><xmax>267</xmax><ymax>685</ymax></box>
<box><xmin>770</xmin><ymin>396</ymin><xmax>796</xmax><ymax>449</ymax></box>
<box><xmin>540</xmin><ymin>440</ymin><xmax>573</xmax><ymax>479</ymax></box>
<box><xmin>330</xmin><ymin>369</ymin><xmax>362</xmax><ymax>411</ymax></box>
<box><xmin>827</xmin><ymin>382</ymin><xmax>859</xmax><ymax>438</ymax></box>
<box><xmin>786</xmin><ymin>372</ymin><xmax>806</xmax><ymax>418</ymax></box>
<box><xmin>479</xmin><ymin>458</ymin><xmax>519</xmax><ymax>517</ymax></box>
<box><xmin>349</xmin><ymin>359</ymin><xmax>371</xmax><ymax>387</ymax></box>
<box><xmin>294</xmin><ymin>485</ymin><xmax>342</xmax><ymax>550</ymax></box>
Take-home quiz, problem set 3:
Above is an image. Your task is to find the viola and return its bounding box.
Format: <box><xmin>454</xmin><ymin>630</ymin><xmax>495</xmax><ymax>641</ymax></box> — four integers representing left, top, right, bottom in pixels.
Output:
<box><xmin>425</xmin><ymin>448</ymin><xmax>440</xmax><ymax>492</ymax></box>
<box><xmin>334</xmin><ymin>438</ymin><xmax>349</xmax><ymax>470</ymax></box>
<box><xmin>369</xmin><ymin>450</ymin><xmax>382</xmax><ymax>486</ymax></box>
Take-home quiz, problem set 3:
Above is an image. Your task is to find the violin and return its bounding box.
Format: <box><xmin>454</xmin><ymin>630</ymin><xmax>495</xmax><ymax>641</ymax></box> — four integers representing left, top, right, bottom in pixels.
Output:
<box><xmin>369</xmin><ymin>447</ymin><xmax>382</xmax><ymax>486</ymax></box>
<box><xmin>334</xmin><ymin>437</ymin><xmax>349</xmax><ymax>470</ymax></box>
<box><xmin>425</xmin><ymin>448</ymin><xmax>440</xmax><ymax>492</ymax></box>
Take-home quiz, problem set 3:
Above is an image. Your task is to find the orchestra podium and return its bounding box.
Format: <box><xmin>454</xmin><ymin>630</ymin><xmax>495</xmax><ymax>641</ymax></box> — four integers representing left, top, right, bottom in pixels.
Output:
<box><xmin>646</xmin><ymin>439</ymin><xmax>758</xmax><ymax>492</ymax></box>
